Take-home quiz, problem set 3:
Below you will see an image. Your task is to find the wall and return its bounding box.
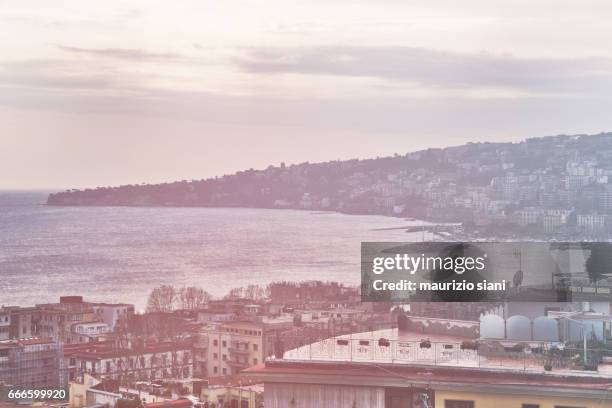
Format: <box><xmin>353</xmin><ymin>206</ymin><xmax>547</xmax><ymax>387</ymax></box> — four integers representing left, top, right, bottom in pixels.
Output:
<box><xmin>435</xmin><ymin>389</ymin><xmax>612</xmax><ymax>408</ymax></box>
<box><xmin>264</xmin><ymin>383</ymin><xmax>384</xmax><ymax>408</ymax></box>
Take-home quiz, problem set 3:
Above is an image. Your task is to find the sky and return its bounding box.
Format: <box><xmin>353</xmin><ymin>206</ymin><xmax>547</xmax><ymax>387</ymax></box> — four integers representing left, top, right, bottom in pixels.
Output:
<box><xmin>3</xmin><ymin>1</ymin><xmax>612</xmax><ymax>189</ymax></box>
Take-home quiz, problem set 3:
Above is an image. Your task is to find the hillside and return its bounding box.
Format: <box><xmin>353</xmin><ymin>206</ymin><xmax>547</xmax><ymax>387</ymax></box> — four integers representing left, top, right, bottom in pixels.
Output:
<box><xmin>47</xmin><ymin>133</ymin><xmax>612</xmax><ymax>235</ymax></box>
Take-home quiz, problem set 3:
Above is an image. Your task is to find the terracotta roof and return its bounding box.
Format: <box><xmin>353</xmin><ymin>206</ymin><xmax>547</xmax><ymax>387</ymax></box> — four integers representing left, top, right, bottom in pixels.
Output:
<box><xmin>91</xmin><ymin>379</ymin><xmax>121</xmax><ymax>393</ymax></box>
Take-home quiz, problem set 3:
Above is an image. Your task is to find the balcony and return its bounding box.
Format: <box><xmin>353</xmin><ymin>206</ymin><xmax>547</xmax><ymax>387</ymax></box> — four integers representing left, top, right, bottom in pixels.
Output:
<box><xmin>229</xmin><ymin>341</ymin><xmax>250</xmax><ymax>355</ymax></box>
<box><xmin>226</xmin><ymin>359</ymin><xmax>249</xmax><ymax>368</ymax></box>
<box><xmin>228</xmin><ymin>347</ymin><xmax>250</xmax><ymax>355</ymax></box>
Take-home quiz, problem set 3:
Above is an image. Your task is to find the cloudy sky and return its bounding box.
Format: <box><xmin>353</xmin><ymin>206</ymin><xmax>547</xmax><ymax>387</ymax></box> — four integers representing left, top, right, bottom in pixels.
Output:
<box><xmin>2</xmin><ymin>0</ymin><xmax>612</xmax><ymax>189</ymax></box>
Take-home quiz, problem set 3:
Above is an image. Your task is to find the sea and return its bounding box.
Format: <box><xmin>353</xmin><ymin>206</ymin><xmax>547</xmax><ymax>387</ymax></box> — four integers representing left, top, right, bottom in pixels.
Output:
<box><xmin>0</xmin><ymin>191</ymin><xmax>429</xmax><ymax>311</ymax></box>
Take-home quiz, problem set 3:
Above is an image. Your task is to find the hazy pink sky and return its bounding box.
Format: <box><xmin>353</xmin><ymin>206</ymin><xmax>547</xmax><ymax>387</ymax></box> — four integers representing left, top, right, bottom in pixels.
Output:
<box><xmin>3</xmin><ymin>1</ymin><xmax>612</xmax><ymax>189</ymax></box>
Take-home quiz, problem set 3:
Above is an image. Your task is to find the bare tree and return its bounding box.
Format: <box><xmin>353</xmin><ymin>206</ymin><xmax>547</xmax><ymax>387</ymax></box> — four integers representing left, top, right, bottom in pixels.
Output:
<box><xmin>178</xmin><ymin>286</ymin><xmax>211</xmax><ymax>310</ymax></box>
<box><xmin>244</xmin><ymin>284</ymin><xmax>267</xmax><ymax>301</ymax></box>
<box><xmin>225</xmin><ymin>286</ymin><xmax>244</xmax><ymax>300</ymax></box>
<box><xmin>146</xmin><ymin>285</ymin><xmax>177</xmax><ymax>313</ymax></box>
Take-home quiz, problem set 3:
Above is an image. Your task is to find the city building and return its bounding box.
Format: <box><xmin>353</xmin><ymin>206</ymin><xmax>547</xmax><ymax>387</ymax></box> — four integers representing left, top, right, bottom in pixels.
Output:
<box><xmin>195</xmin><ymin>321</ymin><xmax>275</xmax><ymax>378</ymax></box>
<box><xmin>91</xmin><ymin>303</ymin><xmax>134</xmax><ymax>331</ymax></box>
<box><xmin>0</xmin><ymin>310</ymin><xmax>9</xmax><ymax>341</ymax></box>
<box><xmin>64</xmin><ymin>341</ymin><xmax>193</xmax><ymax>384</ymax></box>
<box><xmin>246</xmin><ymin>327</ymin><xmax>612</xmax><ymax>407</ymax></box>
<box><xmin>0</xmin><ymin>338</ymin><xmax>63</xmax><ymax>388</ymax></box>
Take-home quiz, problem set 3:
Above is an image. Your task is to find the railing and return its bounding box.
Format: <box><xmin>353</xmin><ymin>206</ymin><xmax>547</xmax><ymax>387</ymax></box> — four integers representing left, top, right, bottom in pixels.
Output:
<box><xmin>276</xmin><ymin>337</ymin><xmax>593</xmax><ymax>373</ymax></box>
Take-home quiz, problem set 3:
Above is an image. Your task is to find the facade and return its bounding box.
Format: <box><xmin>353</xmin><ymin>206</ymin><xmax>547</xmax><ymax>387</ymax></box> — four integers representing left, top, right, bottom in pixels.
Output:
<box><xmin>577</xmin><ymin>214</ymin><xmax>610</xmax><ymax>233</ymax></box>
<box><xmin>69</xmin><ymin>373</ymin><xmax>122</xmax><ymax>408</ymax></box>
<box><xmin>34</xmin><ymin>297</ymin><xmax>98</xmax><ymax>343</ymax></box>
<box><xmin>8</xmin><ymin>307</ymin><xmax>36</xmax><ymax>340</ymax></box>
<box><xmin>91</xmin><ymin>303</ymin><xmax>134</xmax><ymax>331</ymax></box>
<box><xmin>253</xmin><ymin>363</ymin><xmax>612</xmax><ymax>408</ymax></box>
<box><xmin>201</xmin><ymin>384</ymin><xmax>263</xmax><ymax>408</ymax></box>
<box><xmin>0</xmin><ymin>338</ymin><xmax>63</xmax><ymax>388</ymax></box>
<box><xmin>64</xmin><ymin>342</ymin><xmax>193</xmax><ymax>384</ymax></box>
<box><xmin>196</xmin><ymin>322</ymin><xmax>275</xmax><ymax>378</ymax></box>
<box><xmin>0</xmin><ymin>310</ymin><xmax>9</xmax><ymax>341</ymax></box>
<box><xmin>68</xmin><ymin>321</ymin><xmax>111</xmax><ymax>344</ymax></box>
<box><xmin>246</xmin><ymin>329</ymin><xmax>612</xmax><ymax>408</ymax></box>
<box><xmin>2</xmin><ymin>298</ymin><xmax>134</xmax><ymax>343</ymax></box>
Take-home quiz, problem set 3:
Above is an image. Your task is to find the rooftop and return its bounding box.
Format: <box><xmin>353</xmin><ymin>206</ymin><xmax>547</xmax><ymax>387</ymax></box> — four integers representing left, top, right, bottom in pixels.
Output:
<box><xmin>64</xmin><ymin>342</ymin><xmax>191</xmax><ymax>360</ymax></box>
<box><xmin>275</xmin><ymin>328</ymin><xmax>612</xmax><ymax>378</ymax></box>
<box><xmin>244</xmin><ymin>359</ymin><xmax>612</xmax><ymax>397</ymax></box>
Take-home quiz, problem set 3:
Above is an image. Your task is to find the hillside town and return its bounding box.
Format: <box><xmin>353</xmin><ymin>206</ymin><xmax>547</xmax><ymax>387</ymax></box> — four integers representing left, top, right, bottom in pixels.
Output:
<box><xmin>2</xmin><ymin>278</ymin><xmax>612</xmax><ymax>407</ymax></box>
<box><xmin>48</xmin><ymin>133</ymin><xmax>612</xmax><ymax>239</ymax></box>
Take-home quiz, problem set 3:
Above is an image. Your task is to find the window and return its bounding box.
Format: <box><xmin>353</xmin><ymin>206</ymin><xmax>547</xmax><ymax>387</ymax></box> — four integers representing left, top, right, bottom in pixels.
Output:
<box><xmin>522</xmin><ymin>405</ymin><xmax>540</xmax><ymax>408</ymax></box>
<box><xmin>222</xmin><ymin>340</ymin><xmax>227</xmax><ymax>347</ymax></box>
<box><xmin>222</xmin><ymin>354</ymin><xmax>227</xmax><ymax>361</ymax></box>
<box><xmin>213</xmin><ymin>353</ymin><xmax>218</xmax><ymax>360</ymax></box>
<box><xmin>253</xmin><ymin>344</ymin><xmax>258</xmax><ymax>351</ymax></box>
<box><xmin>445</xmin><ymin>401</ymin><xmax>474</xmax><ymax>408</ymax></box>
<box><xmin>213</xmin><ymin>339</ymin><xmax>218</xmax><ymax>346</ymax></box>
<box><xmin>213</xmin><ymin>366</ymin><xmax>218</xmax><ymax>374</ymax></box>
<box><xmin>253</xmin><ymin>358</ymin><xmax>258</xmax><ymax>365</ymax></box>
<box><xmin>222</xmin><ymin>368</ymin><xmax>227</xmax><ymax>375</ymax></box>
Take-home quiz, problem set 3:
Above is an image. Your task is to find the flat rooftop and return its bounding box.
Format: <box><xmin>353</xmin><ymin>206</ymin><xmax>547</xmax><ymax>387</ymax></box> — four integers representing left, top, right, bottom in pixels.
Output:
<box><xmin>278</xmin><ymin>328</ymin><xmax>612</xmax><ymax>378</ymax></box>
<box><xmin>244</xmin><ymin>359</ymin><xmax>612</xmax><ymax>396</ymax></box>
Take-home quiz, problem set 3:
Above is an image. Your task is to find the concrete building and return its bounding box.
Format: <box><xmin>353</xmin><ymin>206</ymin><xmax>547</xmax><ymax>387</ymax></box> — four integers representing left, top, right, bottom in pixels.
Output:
<box><xmin>200</xmin><ymin>383</ymin><xmax>263</xmax><ymax>408</ymax></box>
<box><xmin>0</xmin><ymin>338</ymin><xmax>63</xmax><ymax>388</ymax></box>
<box><xmin>8</xmin><ymin>307</ymin><xmax>36</xmax><ymax>340</ymax></box>
<box><xmin>69</xmin><ymin>321</ymin><xmax>111</xmax><ymax>344</ymax></box>
<box><xmin>69</xmin><ymin>373</ymin><xmax>122</xmax><ymax>408</ymax></box>
<box><xmin>64</xmin><ymin>342</ymin><xmax>193</xmax><ymax>384</ymax></box>
<box><xmin>34</xmin><ymin>297</ymin><xmax>98</xmax><ymax>344</ymax></box>
<box><xmin>577</xmin><ymin>214</ymin><xmax>609</xmax><ymax>233</ymax></box>
<box><xmin>246</xmin><ymin>328</ymin><xmax>612</xmax><ymax>407</ymax></box>
<box><xmin>195</xmin><ymin>322</ymin><xmax>275</xmax><ymax>378</ymax></box>
<box><xmin>91</xmin><ymin>303</ymin><xmax>134</xmax><ymax>331</ymax></box>
<box><xmin>0</xmin><ymin>310</ymin><xmax>9</xmax><ymax>341</ymax></box>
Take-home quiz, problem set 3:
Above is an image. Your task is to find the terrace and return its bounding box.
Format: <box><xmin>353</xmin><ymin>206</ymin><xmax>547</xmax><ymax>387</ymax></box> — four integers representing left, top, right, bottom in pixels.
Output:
<box><xmin>275</xmin><ymin>328</ymin><xmax>610</xmax><ymax>377</ymax></box>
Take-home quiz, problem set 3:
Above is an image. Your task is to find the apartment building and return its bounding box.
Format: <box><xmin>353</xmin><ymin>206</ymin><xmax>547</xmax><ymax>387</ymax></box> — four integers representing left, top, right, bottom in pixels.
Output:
<box><xmin>34</xmin><ymin>297</ymin><xmax>98</xmax><ymax>343</ymax></box>
<box><xmin>0</xmin><ymin>310</ymin><xmax>9</xmax><ymax>341</ymax></box>
<box><xmin>8</xmin><ymin>307</ymin><xmax>36</xmax><ymax>340</ymax></box>
<box><xmin>68</xmin><ymin>321</ymin><xmax>111</xmax><ymax>344</ymax></box>
<box><xmin>196</xmin><ymin>321</ymin><xmax>275</xmax><ymax>378</ymax></box>
<box><xmin>64</xmin><ymin>341</ymin><xmax>193</xmax><ymax>383</ymax></box>
<box><xmin>1</xmin><ymin>297</ymin><xmax>134</xmax><ymax>344</ymax></box>
<box><xmin>91</xmin><ymin>303</ymin><xmax>134</xmax><ymax>331</ymax></box>
<box><xmin>0</xmin><ymin>338</ymin><xmax>63</xmax><ymax>388</ymax></box>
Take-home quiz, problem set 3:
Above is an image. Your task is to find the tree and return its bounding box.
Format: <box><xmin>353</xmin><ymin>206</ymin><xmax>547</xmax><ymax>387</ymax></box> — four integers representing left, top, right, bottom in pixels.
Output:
<box><xmin>178</xmin><ymin>286</ymin><xmax>211</xmax><ymax>310</ymax></box>
<box><xmin>225</xmin><ymin>287</ymin><xmax>244</xmax><ymax>300</ymax></box>
<box><xmin>585</xmin><ymin>243</ymin><xmax>612</xmax><ymax>283</ymax></box>
<box><xmin>244</xmin><ymin>284</ymin><xmax>267</xmax><ymax>301</ymax></box>
<box><xmin>146</xmin><ymin>285</ymin><xmax>177</xmax><ymax>313</ymax></box>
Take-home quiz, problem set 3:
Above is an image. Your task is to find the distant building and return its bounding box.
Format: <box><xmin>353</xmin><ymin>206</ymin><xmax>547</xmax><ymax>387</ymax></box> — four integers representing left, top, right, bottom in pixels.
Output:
<box><xmin>1</xmin><ymin>297</ymin><xmax>135</xmax><ymax>343</ymax></box>
<box><xmin>91</xmin><ymin>303</ymin><xmax>134</xmax><ymax>331</ymax></box>
<box><xmin>577</xmin><ymin>213</ymin><xmax>609</xmax><ymax>233</ymax></box>
<box><xmin>69</xmin><ymin>321</ymin><xmax>111</xmax><ymax>344</ymax></box>
<box><xmin>0</xmin><ymin>310</ymin><xmax>9</xmax><ymax>341</ymax></box>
